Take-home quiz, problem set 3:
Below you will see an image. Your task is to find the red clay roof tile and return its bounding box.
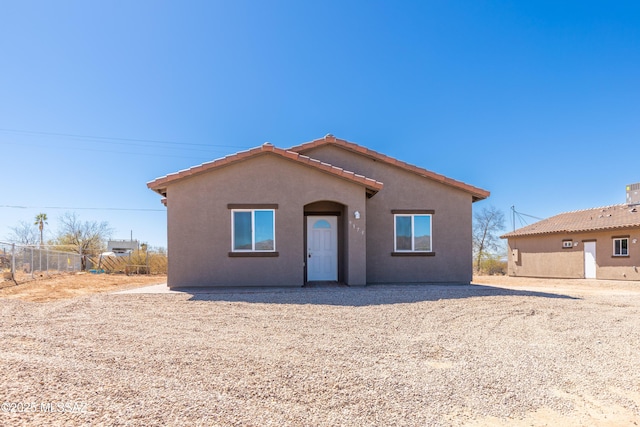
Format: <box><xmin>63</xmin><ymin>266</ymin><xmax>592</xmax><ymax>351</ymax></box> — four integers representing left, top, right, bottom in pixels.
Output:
<box><xmin>147</xmin><ymin>144</ymin><xmax>384</xmax><ymax>197</ymax></box>
<box><xmin>501</xmin><ymin>204</ymin><xmax>640</xmax><ymax>238</ymax></box>
<box><xmin>288</xmin><ymin>135</ymin><xmax>489</xmax><ymax>202</ymax></box>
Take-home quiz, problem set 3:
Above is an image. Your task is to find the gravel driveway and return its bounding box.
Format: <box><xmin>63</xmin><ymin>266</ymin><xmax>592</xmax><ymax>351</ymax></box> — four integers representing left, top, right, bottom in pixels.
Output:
<box><xmin>1</xmin><ymin>280</ymin><xmax>639</xmax><ymax>426</ymax></box>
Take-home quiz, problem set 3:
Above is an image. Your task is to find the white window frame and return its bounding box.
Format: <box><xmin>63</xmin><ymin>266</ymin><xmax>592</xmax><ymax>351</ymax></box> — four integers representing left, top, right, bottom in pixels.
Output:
<box><xmin>613</xmin><ymin>237</ymin><xmax>629</xmax><ymax>257</ymax></box>
<box><xmin>231</xmin><ymin>209</ymin><xmax>276</xmax><ymax>252</ymax></box>
<box><xmin>393</xmin><ymin>213</ymin><xmax>433</xmax><ymax>252</ymax></box>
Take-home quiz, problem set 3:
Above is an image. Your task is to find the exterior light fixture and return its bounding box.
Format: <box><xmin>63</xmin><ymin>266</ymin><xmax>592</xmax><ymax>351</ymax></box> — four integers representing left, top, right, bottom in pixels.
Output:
<box><xmin>354</xmin><ymin>211</ymin><xmax>361</xmax><ymax>219</ymax></box>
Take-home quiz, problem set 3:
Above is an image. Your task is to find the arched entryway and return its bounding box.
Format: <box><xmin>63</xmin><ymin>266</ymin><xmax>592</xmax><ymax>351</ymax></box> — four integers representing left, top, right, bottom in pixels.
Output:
<box><xmin>304</xmin><ymin>201</ymin><xmax>346</xmax><ymax>284</ymax></box>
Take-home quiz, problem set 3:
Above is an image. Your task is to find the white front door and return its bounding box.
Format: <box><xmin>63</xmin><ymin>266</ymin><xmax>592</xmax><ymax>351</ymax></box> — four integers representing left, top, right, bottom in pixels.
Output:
<box><xmin>307</xmin><ymin>216</ymin><xmax>338</xmax><ymax>281</ymax></box>
<box><xmin>584</xmin><ymin>241</ymin><xmax>596</xmax><ymax>279</ymax></box>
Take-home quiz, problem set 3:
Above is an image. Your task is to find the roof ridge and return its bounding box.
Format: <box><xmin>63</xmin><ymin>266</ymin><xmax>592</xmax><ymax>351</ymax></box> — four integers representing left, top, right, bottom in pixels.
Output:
<box><xmin>554</xmin><ymin>203</ymin><xmax>628</xmax><ymax>216</ymax></box>
<box><xmin>502</xmin><ymin>202</ymin><xmax>639</xmax><ymax>238</ymax></box>
<box><xmin>288</xmin><ymin>135</ymin><xmax>489</xmax><ymax>202</ymax></box>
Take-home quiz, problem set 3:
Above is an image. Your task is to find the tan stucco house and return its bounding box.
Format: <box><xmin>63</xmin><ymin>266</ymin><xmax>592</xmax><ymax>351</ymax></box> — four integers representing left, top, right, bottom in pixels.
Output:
<box><xmin>501</xmin><ymin>188</ymin><xmax>640</xmax><ymax>281</ymax></box>
<box><xmin>147</xmin><ymin>134</ymin><xmax>489</xmax><ymax>288</ymax></box>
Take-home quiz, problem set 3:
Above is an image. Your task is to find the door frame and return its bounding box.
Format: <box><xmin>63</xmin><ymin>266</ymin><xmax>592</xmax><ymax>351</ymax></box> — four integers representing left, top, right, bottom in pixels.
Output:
<box><xmin>304</xmin><ymin>212</ymin><xmax>341</xmax><ymax>283</ymax></box>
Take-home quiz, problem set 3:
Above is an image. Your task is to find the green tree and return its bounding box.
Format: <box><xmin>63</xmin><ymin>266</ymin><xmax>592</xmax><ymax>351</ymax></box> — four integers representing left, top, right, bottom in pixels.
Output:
<box><xmin>472</xmin><ymin>206</ymin><xmax>506</xmax><ymax>273</ymax></box>
<box><xmin>34</xmin><ymin>213</ymin><xmax>48</xmax><ymax>247</ymax></box>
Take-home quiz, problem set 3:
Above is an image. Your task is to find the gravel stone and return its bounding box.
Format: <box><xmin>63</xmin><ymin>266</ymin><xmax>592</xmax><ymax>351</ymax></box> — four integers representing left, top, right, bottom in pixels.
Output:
<box><xmin>1</xmin><ymin>282</ymin><xmax>639</xmax><ymax>426</ymax></box>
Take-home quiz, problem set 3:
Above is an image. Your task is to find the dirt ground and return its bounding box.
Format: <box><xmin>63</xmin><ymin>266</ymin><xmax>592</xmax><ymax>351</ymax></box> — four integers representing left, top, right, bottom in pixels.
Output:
<box><xmin>474</xmin><ymin>274</ymin><xmax>640</xmax><ymax>295</ymax></box>
<box><xmin>1</xmin><ymin>275</ymin><xmax>639</xmax><ymax>426</ymax></box>
<box><xmin>0</xmin><ymin>272</ymin><xmax>166</xmax><ymax>302</ymax></box>
<box><xmin>2</xmin><ymin>272</ymin><xmax>637</xmax><ymax>303</ymax></box>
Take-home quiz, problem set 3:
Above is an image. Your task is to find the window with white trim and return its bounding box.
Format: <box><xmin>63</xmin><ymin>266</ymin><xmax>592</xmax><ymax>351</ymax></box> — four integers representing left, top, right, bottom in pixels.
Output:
<box><xmin>613</xmin><ymin>237</ymin><xmax>628</xmax><ymax>256</ymax></box>
<box><xmin>232</xmin><ymin>209</ymin><xmax>275</xmax><ymax>251</ymax></box>
<box><xmin>394</xmin><ymin>214</ymin><xmax>432</xmax><ymax>252</ymax></box>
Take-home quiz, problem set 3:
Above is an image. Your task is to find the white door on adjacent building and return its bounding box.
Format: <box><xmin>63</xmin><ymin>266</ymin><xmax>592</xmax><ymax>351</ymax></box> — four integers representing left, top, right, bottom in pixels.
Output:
<box><xmin>584</xmin><ymin>241</ymin><xmax>597</xmax><ymax>279</ymax></box>
<box><xmin>307</xmin><ymin>216</ymin><xmax>337</xmax><ymax>281</ymax></box>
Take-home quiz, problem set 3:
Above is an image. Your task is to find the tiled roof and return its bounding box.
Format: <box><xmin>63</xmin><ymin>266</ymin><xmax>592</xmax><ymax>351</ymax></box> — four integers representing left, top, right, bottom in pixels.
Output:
<box><xmin>501</xmin><ymin>204</ymin><xmax>640</xmax><ymax>238</ymax></box>
<box><xmin>147</xmin><ymin>142</ymin><xmax>384</xmax><ymax>198</ymax></box>
<box><xmin>288</xmin><ymin>134</ymin><xmax>490</xmax><ymax>202</ymax></box>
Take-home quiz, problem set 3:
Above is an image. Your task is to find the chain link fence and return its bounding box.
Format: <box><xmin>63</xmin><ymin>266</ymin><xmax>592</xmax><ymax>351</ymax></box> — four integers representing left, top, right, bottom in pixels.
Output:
<box><xmin>1</xmin><ymin>242</ymin><xmax>168</xmax><ymax>287</ymax></box>
<box><xmin>0</xmin><ymin>242</ymin><xmax>83</xmax><ymax>285</ymax></box>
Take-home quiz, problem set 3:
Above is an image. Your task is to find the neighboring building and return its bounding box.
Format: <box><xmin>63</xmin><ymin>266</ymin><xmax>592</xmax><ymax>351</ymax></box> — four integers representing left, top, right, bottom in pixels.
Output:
<box><xmin>501</xmin><ymin>184</ymin><xmax>640</xmax><ymax>281</ymax></box>
<box><xmin>147</xmin><ymin>135</ymin><xmax>489</xmax><ymax>288</ymax></box>
<box><xmin>107</xmin><ymin>240</ymin><xmax>139</xmax><ymax>256</ymax></box>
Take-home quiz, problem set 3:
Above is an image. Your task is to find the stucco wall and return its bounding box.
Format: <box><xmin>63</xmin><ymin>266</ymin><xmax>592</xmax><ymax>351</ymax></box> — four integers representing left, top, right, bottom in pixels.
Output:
<box><xmin>301</xmin><ymin>145</ymin><xmax>476</xmax><ymax>284</ymax></box>
<box><xmin>506</xmin><ymin>229</ymin><xmax>640</xmax><ymax>280</ymax></box>
<box><xmin>165</xmin><ymin>154</ymin><xmax>367</xmax><ymax>288</ymax></box>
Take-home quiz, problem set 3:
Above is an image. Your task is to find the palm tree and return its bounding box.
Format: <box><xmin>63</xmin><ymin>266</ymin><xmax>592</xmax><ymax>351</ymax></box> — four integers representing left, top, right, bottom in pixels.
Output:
<box><xmin>34</xmin><ymin>213</ymin><xmax>48</xmax><ymax>248</ymax></box>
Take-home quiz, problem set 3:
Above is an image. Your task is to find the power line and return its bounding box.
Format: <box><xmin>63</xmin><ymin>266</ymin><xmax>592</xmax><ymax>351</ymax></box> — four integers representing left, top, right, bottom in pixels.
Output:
<box><xmin>0</xmin><ymin>127</ymin><xmax>255</xmax><ymax>159</ymax></box>
<box><xmin>0</xmin><ymin>205</ymin><xmax>165</xmax><ymax>212</ymax></box>
<box><xmin>1</xmin><ymin>140</ymin><xmax>220</xmax><ymax>160</ymax></box>
<box><xmin>515</xmin><ymin>211</ymin><xmax>543</xmax><ymax>220</ymax></box>
<box><xmin>0</xmin><ymin>127</ymin><xmax>248</xmax><ymax>149</ymax></box>
<box><xmin>510</xmin><ymin>206</ymin><xmax>543</xmax><ymax>231</ymax></box>
<box><xmin>7</xmin><ymin>137</ymin><xmax>234</xmax><ymax>153</ymax></box>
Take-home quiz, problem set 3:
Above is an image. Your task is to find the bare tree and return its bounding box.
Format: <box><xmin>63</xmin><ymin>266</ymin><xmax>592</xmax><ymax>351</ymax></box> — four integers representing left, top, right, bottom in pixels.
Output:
<box><xmin>55</xmin><ymin>212</ymin><xmax>113</xmax><ymax>269</ymax></box>
<box><xmin>473</xmin><ymin>206</ymin><xmax>506</xmax><ymax>273</ymax></box>
<box><xmin>7</xmin><ymin>221</ymin><xmax>40</xmax><ymax>245</ymax></box>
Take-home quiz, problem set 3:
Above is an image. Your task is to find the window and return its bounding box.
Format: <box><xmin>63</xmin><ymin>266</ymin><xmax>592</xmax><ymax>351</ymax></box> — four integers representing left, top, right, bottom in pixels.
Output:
<box><xmin>394</xmin><ymin>214</ymin><xmax>432</xmax><ymax>252</ymax></box>
<box><xmin>232</xmin><ymin>209</ymin><xmax>275</xmax><ymax>251</ymax></box>
<box><xmin>613</xmin><ymin>237</ymin><xmax>628</xmax><ymax>256</ymax></box>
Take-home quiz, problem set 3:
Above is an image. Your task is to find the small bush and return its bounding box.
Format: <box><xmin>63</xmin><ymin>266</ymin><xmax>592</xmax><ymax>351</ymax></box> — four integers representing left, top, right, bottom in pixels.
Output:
<box><xmin>476</xmin><ymin>256</ymin><xmax>507</xmax><ymax>275</ymax></box>
<box><xmin>86</xmin><ymin>250</ymin><xmax>167</xmax><ymax>275</ymax></box>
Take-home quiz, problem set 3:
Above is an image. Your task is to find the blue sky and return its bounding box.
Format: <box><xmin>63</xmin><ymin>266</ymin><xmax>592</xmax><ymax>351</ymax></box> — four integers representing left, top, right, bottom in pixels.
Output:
<box><xmin>1</xmin><ymin>0</ymin><xmax>639</xmax><ymax>248</ymax></box>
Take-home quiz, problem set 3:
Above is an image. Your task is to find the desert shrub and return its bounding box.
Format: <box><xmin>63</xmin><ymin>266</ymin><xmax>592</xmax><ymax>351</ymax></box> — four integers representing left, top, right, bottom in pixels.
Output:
<box><xmin>147</xmin><ymin>252</ymin><xmax>168</xmax><ymax>275</ymax></box>
<box><xmin>477</xmin><ymin>255</ymin><xmax>507</xmax><ymax>275</ymax></box>
<box><xmin>86</xmin><ymin>250</ymin><xmax>167</xmax><ymax>275</ymax></box>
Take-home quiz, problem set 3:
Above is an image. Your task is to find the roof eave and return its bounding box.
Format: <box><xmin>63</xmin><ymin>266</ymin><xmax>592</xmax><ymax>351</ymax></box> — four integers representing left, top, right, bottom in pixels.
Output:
<box><xmin>502</xmin><ymin>223</ymin><xmax>640</xmax><ymax>239</ymax></box>
<box><xmin>146</xmin><ymin>144</ymin><xmax>384</xmax><ymax>198</ymax></box>
<box><xmin>472</xmin><ymin>193</ymin><xmax>490</xmax><ymax>203</ymax></box>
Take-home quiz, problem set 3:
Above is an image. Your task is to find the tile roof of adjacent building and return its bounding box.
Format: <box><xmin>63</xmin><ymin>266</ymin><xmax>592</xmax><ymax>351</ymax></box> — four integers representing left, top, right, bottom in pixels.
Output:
<box><xmin>147</xmin><ymin>142</ymin><xmax>384</xmax><ymax>198</ymax></box>
<box><xmin>501</xmin><ymin>204</ymin><xmax>640</xmax><ymax>238</ymax></box>
<box><xmin>288</xmin><ymin>134</ymin><xmax>490</xmax><ymax>202</ymax></box>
